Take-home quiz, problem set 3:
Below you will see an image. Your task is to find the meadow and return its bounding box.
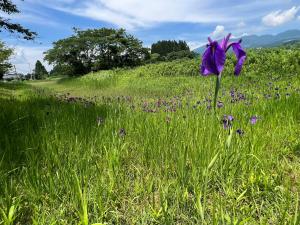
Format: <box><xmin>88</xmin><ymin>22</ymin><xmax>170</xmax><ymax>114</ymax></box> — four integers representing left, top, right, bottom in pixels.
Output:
<box><xmin>0</xmin><ymin>49</ymin><xmax>300</xmax><ymax>224</ymax></box>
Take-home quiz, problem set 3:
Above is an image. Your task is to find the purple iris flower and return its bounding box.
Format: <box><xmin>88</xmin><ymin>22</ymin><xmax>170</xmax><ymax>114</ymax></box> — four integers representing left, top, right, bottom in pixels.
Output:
<box><xmin>201</xmin><ymin>33</ymin><xmax>246</xmax><ymax>76</ymax></box>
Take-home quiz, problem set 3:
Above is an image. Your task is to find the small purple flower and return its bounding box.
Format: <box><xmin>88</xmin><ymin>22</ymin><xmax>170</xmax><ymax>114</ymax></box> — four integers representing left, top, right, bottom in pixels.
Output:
<box><xmin>250</xmin><ymin>116</ymin><xmax>258</xmax><ymax>125</ymax></box>
<box><xmin>238</xmin><ymin>93</ymin><xmax>246</xmax><ymax>101</ymax></box>
<box><xmin>230</xmin><ymin>90</ymin><xmax>235</xmax><ymax>98</ymax></box>
<box><xmin>227</xmin><ymin>115</ymin><xmax>234</xmax><ymax>121</ymax></box>
<box><xmin>201</xmin><ymin>33</ymin><xmax>246</xmax><ymax>76</ymax></box>
<box><xmin>217</xmin><ymin>101</ymin><xmax>224</xmax><ymax>108</ymax></box>
<box><xmin>222</xmin><ymin>115</ymin><xmax>234</xmax><ymax>129</ymax></box>
<box><xmin>119</xmin><ymin>128</ymin><xmax>126</xmax><ymax>137</ymax></box>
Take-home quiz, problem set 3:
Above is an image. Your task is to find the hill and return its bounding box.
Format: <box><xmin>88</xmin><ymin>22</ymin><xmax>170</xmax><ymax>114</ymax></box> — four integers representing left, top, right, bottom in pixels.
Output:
<box><xmin>194</xmin><ymin>29</ymin><xmax>300</xmax><ymax>53</ymax></box>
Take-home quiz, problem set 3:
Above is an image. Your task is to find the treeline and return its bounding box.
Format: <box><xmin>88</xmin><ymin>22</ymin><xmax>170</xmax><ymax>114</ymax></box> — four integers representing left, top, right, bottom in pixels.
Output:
<box><xmin>150</xmin><ymin>40</ymin><xmax>196</xmax><ymax>62</ymax></box>
<box><xmin>44</xmin><ymin>28</ymin><xmax>150</xmax><ymax>76</ymax></box>
<box><xmin>43</xmin><ymin>28</ymin><xmax>197</xmax><ymax>77</ymax></box>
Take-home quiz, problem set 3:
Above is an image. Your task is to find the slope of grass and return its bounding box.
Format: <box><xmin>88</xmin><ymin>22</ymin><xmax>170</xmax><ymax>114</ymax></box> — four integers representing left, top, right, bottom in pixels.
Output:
<box><xmin>1</xmin><ymin>53</ymin><xmax>300</xmax><ymax>224</ymax></box>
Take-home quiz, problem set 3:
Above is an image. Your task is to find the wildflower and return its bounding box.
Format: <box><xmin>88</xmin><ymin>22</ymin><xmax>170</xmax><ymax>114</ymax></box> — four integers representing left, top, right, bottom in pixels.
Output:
<box><xmin>222</xmin><ymin>115</ymin><xmax>234</xmax><ymax>129</ymax></box>
<box><xmin>201</xmin><ymin>33</ymin><xmax>246</xmax><ymax>76</ymax></box>
<box><xmin>230</xmin><ymin>90</ymin><xmax>235</xmax><ymax>98</ymax></box>
<box><xmin>250</xmin><ymin>116</ymin><xmax>258</xmax><ymax>125</ymax></box>
<box><xmin>238</xmin><ymin>93</ymin><xmax>246</xmax><ymax>101</ymax></box>
<box><xmin>217</xmin><ymin>101</ymin><xmax>224</xmax><ymax>108</ymax></box>
<box><xmin>200</xmin><ymin>33</ymin><xmax>246</xmax><ymax>110</ymax></box>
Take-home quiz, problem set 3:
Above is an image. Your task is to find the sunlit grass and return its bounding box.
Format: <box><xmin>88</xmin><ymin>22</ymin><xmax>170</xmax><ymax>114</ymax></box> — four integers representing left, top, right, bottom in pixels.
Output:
<box><xmin>0</xmin><ymin>57</ymin><xmax>300</xmax><ymax>224</ymax></box>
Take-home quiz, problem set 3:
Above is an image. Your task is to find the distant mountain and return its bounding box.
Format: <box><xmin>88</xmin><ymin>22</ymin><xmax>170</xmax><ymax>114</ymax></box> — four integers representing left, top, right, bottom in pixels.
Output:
<box><xmin>193</xmin><ymin>29</ymin><xmax>300</xmax><ymax>53</ymax></box>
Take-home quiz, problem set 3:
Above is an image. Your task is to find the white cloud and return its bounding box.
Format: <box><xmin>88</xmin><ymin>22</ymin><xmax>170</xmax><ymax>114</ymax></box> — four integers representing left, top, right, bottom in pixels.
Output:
<box><xmin>0</xmin><ymin>5</ymin><xmax>60</xmax><ymax>27</ymax></box>
<box><xmin>262</xmin><ymin>6</ymin><xmax>300</xmax><ymax>26</ymax></box>
<box><xmin>237</xmin><ymin>21</ymin><xmax>246</xmax><ymax>28</ymax></box>
<box><xmin>187</xmin><ymin>41</ymin><xmax>206</xmax><ymax>50</ymax></box>
<box><xmin>211</xmin><ymin>25</ymin><xmax>225</xmax><ymax>39</ymax></box>
<box><xmin>30</xmin><ymin>0</ymin><xmax>241</xmax><ymax>30</ymax></box>
<box><xmin>9</xmin><ymin>46</ymin><xmax>52</xmax><ymax>74</ymax></box>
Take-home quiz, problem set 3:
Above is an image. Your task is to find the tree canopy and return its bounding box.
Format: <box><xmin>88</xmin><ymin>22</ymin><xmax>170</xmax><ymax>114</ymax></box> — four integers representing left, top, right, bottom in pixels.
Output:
<box><xmin>44</xmin><ymin>28</ymin><xmax>150</xmax><ymax>76</ymax></box>
<box><xmin>0</xmin><ymin>0</ymin><xmax>36</xmax><ymax>40</ymax></box>
<box><xmin>150</xmin><ymin>40</ymin><xmax>195</xmax><ymax>62</ymax></box>
<box><xmin>0</xmin><ymin>40</ymin><xmax>13</xmax><ymax>79</ymax></box>
<box><xmin>34</xmin><ymin>60</ymin><xmax>48</xmax><ymax>80</ymax></box>
<box><xmin>151</xmin><ymin>40</ymin><xmax>190</xmax><ymax>56</ymax></box>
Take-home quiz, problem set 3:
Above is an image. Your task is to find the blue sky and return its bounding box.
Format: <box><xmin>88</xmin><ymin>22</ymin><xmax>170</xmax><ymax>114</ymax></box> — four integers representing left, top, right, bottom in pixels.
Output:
<box><xmin>1</xmin><ymin>0</ymin><xmax>300</xmax><ymax>73</ymax></box>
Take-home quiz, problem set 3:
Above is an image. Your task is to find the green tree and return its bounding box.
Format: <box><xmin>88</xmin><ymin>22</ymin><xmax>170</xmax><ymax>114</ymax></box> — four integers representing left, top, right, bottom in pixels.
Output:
<box><xmin>0</xmin><ymin>0</ymin><xmax>36</xmax><ymax>40</ymax></box>
<box><xmin>166</xmin><ymin>50</ymin><xmax>196</xmax><ymax>61</ymax></box>
<box><xmin>0</xmin><ymin>40</ymin><xmax>13</xmax><ymax>79</ymax></box>
<box><xmin>44</xmin><ymin>28</ymin><xmax>149</xmax><ymax>76</ymax></box>
<box><xmin>151</xmin><ymin>40</ymin><xmax>190</xmax><ymax>57</ymax></box>
<box><xmin>50</xmin><ymin>64</ymin><xmax>74</xmax><ymax>76</ymax></box>
<box><xmin>34</xmin><ymin>60</ymin><xmax>48</xmax><ymax>80</ymax></box>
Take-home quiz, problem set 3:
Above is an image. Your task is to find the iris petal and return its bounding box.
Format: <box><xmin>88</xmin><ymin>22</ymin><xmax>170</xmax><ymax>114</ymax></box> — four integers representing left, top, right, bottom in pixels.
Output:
<box><xmin>201</xmin><ymin>64</ymin><xmax>211</xmax><ymax>76</ymax></box>
<box><xmin>201</xmin><ymin>41</ymin><xmax>226</xmax><ymax>76</ymax></box>
<box><xmin>213</xmin><ymin>43</ymin><xmax>226</xmax><ymax>74</ymax></box>
<box><xmin>221</xmin><ymin>33</ymin><xmax>231</xmax><ymax>51</ymax></box>
<box><xmin>201</xmin><ymin>45</ymin><xmax>216</xmax><ymax>76</ymax></box>
<box><xmin>231</xmin><ymin>42</ymin><xmax>246</xmax><ymax>76</ymax></box>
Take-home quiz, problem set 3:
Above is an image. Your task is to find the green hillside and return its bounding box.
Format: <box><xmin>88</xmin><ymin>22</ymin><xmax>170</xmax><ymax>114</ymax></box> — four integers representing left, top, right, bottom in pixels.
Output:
<box><xmin>0</xmin><ymin>48</ymin><xmax>300</xmax><ymax>224</ymax></box>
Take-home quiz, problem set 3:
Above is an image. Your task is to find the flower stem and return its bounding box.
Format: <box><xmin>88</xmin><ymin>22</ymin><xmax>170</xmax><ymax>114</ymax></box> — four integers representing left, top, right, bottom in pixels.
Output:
<box><xmin>213</xmin><ymin>74</ymin><xmax>221</xmax><ymax>111</ymax></box>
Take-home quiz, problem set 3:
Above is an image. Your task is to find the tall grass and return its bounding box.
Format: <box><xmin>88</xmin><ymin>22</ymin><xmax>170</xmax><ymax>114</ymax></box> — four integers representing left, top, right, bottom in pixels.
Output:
<box><xmin>0</xmin><ymin>50</ymin><xmax>300</xmax><ymax>224</ymax></box>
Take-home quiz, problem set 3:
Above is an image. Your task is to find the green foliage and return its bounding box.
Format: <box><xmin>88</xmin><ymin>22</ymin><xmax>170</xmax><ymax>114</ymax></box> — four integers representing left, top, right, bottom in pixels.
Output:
<box><xmin>44</xmin><ymin>28</ymin><xmax>150</xmax><ymax>76</ymax></box>
<box><xmin>166</xmin><ymin>50</ymin><xmax>196</xmax><ymax>61</ymax></box>
<box><xmin>150</xmin><ymin>40</ymin><xmax>195</xmax><ymax>62</ymax></box>
<box><xmin>0</xmin><ymin>41</ymin><xmax>13</xmax><ymax>79</ymax></box>
<box><xmin>95</xmin><ymin>47</ymin><xmax>299</xmax><ymax>79</ymax></box>
<box><xmin>279</xmin><ymin>40</ymin><xmax>300</xmax><ymax>49</ymax></box>
<box><xmin>151</xmin><ymin>40</ymin><xmax>190</xmax><ymax>56</ymax></box>
<box><xmin>34</xmin><ymin>60</ymin><xmax>48</xmax><ymax>80</ymax></box>
<box><xmin>149</xmin><ymin>53</ymin><xmax>161</xmax><ymax>63</ymax></box>
<box><xmin>0</xmin><ymin>0</ymin><xmax>36</xmax><ymax>40</ymax></box>
<box><xmin>50</xmin><ymin>64</ymin><xmax>74</xmax><ymax>76</ymax></box>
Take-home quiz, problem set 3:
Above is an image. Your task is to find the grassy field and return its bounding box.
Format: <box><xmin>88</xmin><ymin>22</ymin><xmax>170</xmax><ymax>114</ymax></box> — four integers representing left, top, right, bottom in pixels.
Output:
<box><xmin>0</xmin><ymin>54</ymin><xmax>300</xmax><ymax>224</ymax></box>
